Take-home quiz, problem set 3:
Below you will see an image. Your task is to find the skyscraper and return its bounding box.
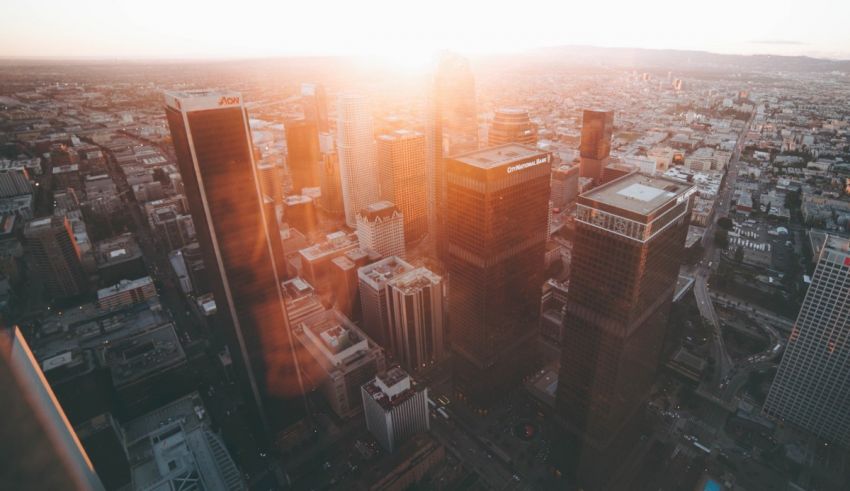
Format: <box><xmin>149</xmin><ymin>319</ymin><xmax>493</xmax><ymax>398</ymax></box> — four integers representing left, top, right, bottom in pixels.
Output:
<box><xmin>446</xmin><ymin>144</ymin><xmax>551</xmax><ymax>408</ymax></box>
<box><xmin>318</xmin><ymin>132</ymin><xmax>345</xmax><ymax>217</ymax></box>
<box><xmin>24</xmin><ymin>216</ymin><xmax>88</xmax><ymax>298</ymax></box>
<box><xmin>387</xmin><ymin>267</ymin><xmax>445</xmax><ymax>373</ymax></box>
<box><xmin>361</xmin><ymin>367</ymin><xmax>430</xmax><ymax>452</ymax></box>
<box><xmin>337</xmin><ymin>93</ymin><xmax>380</xmax><ymax>228</ymax></box>
<box><xmin>164</xmin><ymin>90</ymin><xmax>305</xmax><ymax>432</ymax></box>
<box><xmin>356</xmin><ymin>201</ymin><xmax>406</xmax><ymax>259</ymax></box>
<box><xmin>555</xmin><ymin>173</ymin><xmax>695</xmax><ymax>448</ymax></box>
<box><xmin>763</xmin><ymin>236</ymin><xmax>850</xmax><ymax>446</ymax></box>
<box><xmin>488</xmin><ymin>107</ymin><xmax>537</xmax><ymax>146</ymax></box>
<box><xmin>377</xmin><ymin>130</ymin><xmax>428</xmax><ymax>243</ymax></box>
<box><xmin>285</xmin><ymin>118</ymin><xmax>321</xmax><ymax>194</ymax></box>
<box><xmin>301</xmin><ymin>82</ymin><xmax>329</xmax><ymax>133</ymax></box>
<box><xmin>358</xmin><ymin>256</ymin><xmax>415</xmax><ymax>349</ymax></box>
<box><xmin>427</xmin><ymin>52</ymin><xmax>479</xmax><ymax>258</ymax></box>
<box><xmin>579</xmin><ymin>109</ymin><xmax>614</xmax><ymax>184</ymax></box>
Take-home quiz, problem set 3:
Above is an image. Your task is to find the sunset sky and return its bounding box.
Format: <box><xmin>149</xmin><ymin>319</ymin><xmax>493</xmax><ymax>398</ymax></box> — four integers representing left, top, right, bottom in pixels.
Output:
<box><xmin>3</xmin><ymin>0</ymin><xmax>850</xmax><ymax>60</ymax></box>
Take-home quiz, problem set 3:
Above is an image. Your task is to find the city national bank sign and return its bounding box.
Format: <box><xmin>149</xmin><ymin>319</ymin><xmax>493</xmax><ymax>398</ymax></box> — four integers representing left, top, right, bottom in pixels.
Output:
<box><xmin>506</xmin><ymin>155</ymin><xmax>549</xmax><ymax>174</ymax></box>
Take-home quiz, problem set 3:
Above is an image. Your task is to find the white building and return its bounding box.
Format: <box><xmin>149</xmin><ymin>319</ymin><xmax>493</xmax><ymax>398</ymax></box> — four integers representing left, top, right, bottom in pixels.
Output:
<box><xmin>763</xmin><ymin>236</ymin><xmax>850</xmax><ymax>446</ymax></box>
<box><xmin>361</xmin><ymin>367</ymin><xmax>429</xmax><ymax>453</ymax></box>
<box><xmin>337</xmin><ymin>93</ymin><xmax>380</xmax><ymax>227</ymax></box>
<box><xmin>356</xmin><ymin>201</ymin><xmax>406</xmax><ymax>259</ymax></box>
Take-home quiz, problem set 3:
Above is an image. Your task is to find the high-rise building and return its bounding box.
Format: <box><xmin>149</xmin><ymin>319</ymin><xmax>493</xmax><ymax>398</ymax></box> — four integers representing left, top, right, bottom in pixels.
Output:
<box><xmin>361</xmin><ymin>366</ymin><xmax>429</xmax><ymax>452</ymax></box>
<box><xmin>579</xmin><ymin>109</ymin><xmax>614</xmax><ymax>184</ymax></box>
<box><xmin>446</xmin><ymin>144</ymin><xmax>551</xmax><ymax>408</ymax></box>
<box><xmin>301</xmin><ymin>82</ymin><xmax>329</xmax><ymax>133</ymax></box>
<box><xmin>763</xmin><ymin>236</ymin><xmax>850</xmax><ymax>446</ymax></box>
<box><xmin>293</xmin><ymin>309</ymin><xmax>385</xmax><ymax>419</ymax></box>
<box><xmin>387</xmin><ymin>267</ymin><xmax>445</xmax><ymax>373</ymax></box>
<box><xmin>488</xmin><ymin>107</ymin><xmax>537</xmax><ymax>146</ymax></box>
<box><xmin>164</xmin><ymin>90</ymin><xmax>305</xmax><ymax>432</ymax></box>
<box><xmin>356</xmin><ymin>201</ymin><xmax>406</xmax><ymax>259</ymax></box>
<box><xmin>318</xmin><ymin>132</ymin><xmax>345</xmax><ymax>217</ymax></box>
<box><xmin>1</xmin><ymin>327</ymin><xmax>105</xmax><ymax>491</ymax></box>
<box><xmin>377</xmin><ymin>130</ymin><xmax>428</xmax><ymax>243</ymax></box>
<box><xmin>24</xmin><ymin>216</ymin><xmax>88</xmax><ymax>298</ymax></box>
<box><xmin>285</xmin><ymin>118</ymin><xmax>321</xmax><ymax>194</ymax></box>
<box><xmin>284</xmin><ymin>195</ymin><xmax>318</xmax><ymax>237</ymax></box>
<box><xmin>337</xmin><ymin>93</ymin><xmax>380</xmax><ymax>228</ymax></box>
<box><xmin>358</xmin><ymin>256</ymin><xmax>415</xmax><ymax>350</ymax></box>
<box><xmin>551</xmin><ymin>164</ymin><xmax>580</xmax><ymax>209</ymax></box>
<box><xmin>427</xmin><ymin>52</ymin><xmax>479</xmax><ymax>258</ymax></box>
<box><xmin>555</xmin><ymin>173</ymin><xmax>695</xmax><ymax>448</ymax></box>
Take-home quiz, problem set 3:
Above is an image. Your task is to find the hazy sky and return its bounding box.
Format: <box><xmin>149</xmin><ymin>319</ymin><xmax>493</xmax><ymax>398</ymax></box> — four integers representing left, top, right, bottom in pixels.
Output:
<box><xmin>3</xmin><ymin>0</ymin><xmax>850</xmax><ymax>61</ymax></box>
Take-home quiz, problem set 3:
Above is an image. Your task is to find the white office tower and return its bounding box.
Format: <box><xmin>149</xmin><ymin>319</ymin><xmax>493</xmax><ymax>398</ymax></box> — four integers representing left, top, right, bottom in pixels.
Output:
<box><xmin>337</xmin><ymin>93</ymin><xmax>379</xmax><ymax>227</ymax></box>
<box><xmin>361</xmin><ymin>367</ymin><xmax>429</xmax><ymax>452</ymax></box>
<box><xmin>763</xmin><ymin>236</ymin><xmax>850</xmax><ymax>446</ymax></box>
<box><xmin>387</xmin><ymin>267</ymin><xmax>445</xmax><ymax>373</ymax></box>
<box><xmin>356</xmin><ymin>201</ymin><xmax>406</xmax><ymax>259</ymax></box>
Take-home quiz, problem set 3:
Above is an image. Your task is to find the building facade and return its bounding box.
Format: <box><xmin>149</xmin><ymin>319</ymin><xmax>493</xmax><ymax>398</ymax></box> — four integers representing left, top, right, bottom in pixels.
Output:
<box><xmin>579</xmin><ymin>109</ymin><xmax>614</xmax><ymax>183</ymax></box>
<box><xmin>285</xmin><ymin>118</ymin><xmax>321</xmax><ymax>194</ymax></box>
<box><xmin>763</xmin><ymin>236</ymin><xmax>850</xmax><ymax>446</ymax></box>
<box><xmin>377</xmin><ymin>130</ymin><xmax>428</xmax><ymax>243</ymax></box>
<box><xmin>387</xmin><ymin>267</ymin><xmax>445</xmax><ymax>373</ymax></box>
<box><xmin>337</xmin><ymin>94</ymin><xmax>380</xmax><ymax>228</ymax></box>
<box><xmin>445</xmin><ymin>144</ymin><xmax>551</xmax><ymax>408</ymax></box>
<box><xmin>358</xmin><ymin>256</ymin><xmax>415</xmax><ymax>350</ymax></box>
<box><xmin>356</xmin><ymin>201</ymin><xmax>406</xmax><ymax>259</ymax></box>
<box><xmin>164</xmin><ymin>90</ymin><xmax>305</xmax><ymax>432</ymax></box>
<box><xmin>361</xmin><ymin>367</ymin><xmax>429</xmax><ymax>452</ymax></box>
<box><xmin>488</xmin><ymin>107</ymin><xmax>537</xmax><ymax>146</ymax></box>
<box><xmin>555</xmin><ymin>173</ymin><xmax>695</xmax><ymax>448</ymax></box>
<box><xmin>24</xmin><ymin>216</ymin><xmax>88</xmax><ymax>298</ymax></box>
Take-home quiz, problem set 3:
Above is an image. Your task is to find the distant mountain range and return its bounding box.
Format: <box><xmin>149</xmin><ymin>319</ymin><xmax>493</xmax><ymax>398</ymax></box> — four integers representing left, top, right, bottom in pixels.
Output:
<box><xmin>520</xmin><ymin>45</ymin><xmax>850</xmax><ymax>72</ymax></box>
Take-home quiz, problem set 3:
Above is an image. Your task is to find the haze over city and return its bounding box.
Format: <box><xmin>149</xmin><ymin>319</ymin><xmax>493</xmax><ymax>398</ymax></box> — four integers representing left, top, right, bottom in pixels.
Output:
<box><xmin>2</xmin><ymin>1</ymin><xmax>850</xmax><ymax>491</ymax></box>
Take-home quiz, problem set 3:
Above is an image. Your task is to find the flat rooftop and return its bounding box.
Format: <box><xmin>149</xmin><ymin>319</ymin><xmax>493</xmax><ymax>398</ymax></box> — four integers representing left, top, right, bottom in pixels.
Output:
<box><xmin>581</xmin><ymin>173</ymin><xmax>693</xmax><ymax>216</ymax></box>
<box><xmin>452</xmin><ymin>143</ymin><xmax>544</xmax><ymax>169</ymax></box>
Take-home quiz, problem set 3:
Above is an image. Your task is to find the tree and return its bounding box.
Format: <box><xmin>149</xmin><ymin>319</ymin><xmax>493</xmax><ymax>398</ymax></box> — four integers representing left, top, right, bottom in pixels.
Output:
<box><xmin>717</xmin><ymin>216</ymin><xmax>733</xmax><ymax>230</ymax></box>
<box><xmin>714</xmin><ymin>229</ymin><xmax>729</xmax><ymax>248</ymax></box>
<box><xmin>734</xmin><ymin>246</ymin><xmax>745</xmax><ymax>263</ymax></box>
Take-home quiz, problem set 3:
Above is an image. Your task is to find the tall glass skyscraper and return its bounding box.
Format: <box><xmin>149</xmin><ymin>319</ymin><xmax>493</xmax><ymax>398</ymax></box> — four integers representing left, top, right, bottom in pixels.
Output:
<box><xmin>579</xmin><ymin>109</ymin><xmax>614</xmax><ymax>184</ymax></box>
<box><xmin>164</xmin><ymin>90</ymin><xmax>306</xmax><ymax>433</ymax></box>
<box><xmin>337</xmin><ymin>93</ymin><xmax>380</xmax><ymax>228</ymax></box>
<box><xmin>763</xmin><ymin>235</ymin><xmax>850</xmax><ymax>446</ymax></box>
<box><xmin>377</xmin><ymin>129</ymin><xmax>428</xmax><ymax>243</ymax></box>
<box><xmin>556</xmin><ymin>174</ymin><xmax>695</xmax><ymax>447</ymax></box>
<box><xmin>427</xmin><ymin>52</ymin><xmax>479</xmax><ymax>258</ymax></box>
<box><xmin>446</xmin><ymin>144</ymin><xmax>551</xmax><ymax>409</ymax></box>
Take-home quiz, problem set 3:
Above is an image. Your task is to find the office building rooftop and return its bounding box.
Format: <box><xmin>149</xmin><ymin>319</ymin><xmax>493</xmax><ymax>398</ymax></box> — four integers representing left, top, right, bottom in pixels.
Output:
<box><xmin>358</xmin><ymin>256</ymin><xmax>414</xmax><ymax>290</ymax></box>
<box><xmin>452</xmin><ymin>143</ymin><xmax>545</xmax><ymax>169</ymax></box>
<box><xmin>580</xmin><ymin>173</ymin><xmax>694</xmax><ymax>216</ymax></box>
<box><xmin>103</xmin><ymin>323</ymin><xmax>185</xmax><ymax>387</ymax></box>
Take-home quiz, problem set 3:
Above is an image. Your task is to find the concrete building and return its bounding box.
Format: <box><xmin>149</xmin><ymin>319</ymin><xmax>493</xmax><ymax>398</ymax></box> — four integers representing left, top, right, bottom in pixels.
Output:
<box><xmin>551</xmin><ymin>164</ymin><xmax>580</xmax><ymax>209</ymax></box>
<box><xmin>281</xmin><ymin>277</ymin><xmax>326</xmax><ymax>327</ymax></box>
<box><xmin>298</xmin><ymin>231</ymin><xmax>360</xmax><ymax>294</ymax></box>
<box><xmin>294</xmin><ymin>309</ymin><xmax>385</xmax><ymax>419</ymax></box>
<box><xmin>387</xmin><ymin>267</ymin><xmax>445</xmax><ymax>373</ymax></box>
<box><xmin>378</xmin><ymin>130</ymin><xmax>428</xmax><ymax>243</ymax></box>
<box><xmin>763</xmin><ymin>236</ymin><xmax>850</xmax><ymax>446</ymax></box>
<box><xmin>284</xmin><ymin>194</ymin><xmax>318</xmax><ymax>237</ymax></box>
<box><xmin>337</xmin><ymin>93</ymin><xmax>380</xmax><ymax>228</ymax></box>
<box><xmin>445</xmin><ymin>144</ymin><xmax>551</xmax><ymax>409</ymax></box>
<box><xmin>361</xmin><ymin>366</ymin><xmax>429</xmax><ymax>452</ymax></box>
<box><xmin>122</xmin><ymin>392</ymin><xmax>244</xmax><ymax>490</ymax></box>
<box><xmin>358</xmin><ymin>256</ymin><xmax>415</xmax><ymax>350</ymax></box>
<box><xmin>24</xmin><ymin>216</ymin><xmax>88</xmax><ymax>298</ymax></box>
<box><xmin>356</xmin><ymin>201</ymin><xmax>406</xmax><ymax>259</ymax></box>
<box><xmin>96</xmin><ymin>276</ymin><xmax>156</xmax><ymax>310</ymax></box>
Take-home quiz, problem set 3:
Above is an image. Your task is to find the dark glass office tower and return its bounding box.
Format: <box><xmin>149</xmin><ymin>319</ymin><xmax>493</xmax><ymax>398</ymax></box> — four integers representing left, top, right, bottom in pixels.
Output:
<box><xmin>555</xmin><ymin>173</ymin><xmax>694</xmax><ymax>451</ymax></box>
<box><xmin>164</xmin><ymin>91</ymin><xmax>305</xmax><ymax>433</ymax></box>
<box><xmin>446</xmin><ymin>144</ymin><xmax>551</xmax><ymax>409</ymax></box>
<box><xmin>285</xmin><ymin>118</ymin><xmax>321</xmax><ymax>194</ymax></box>
<box><xmin>579</xmin><ymin>109</ymin><xmax>614</xmax><ymax>183</ymax></box>
<box><xmin>427</xmin><ymin>52</ymin><xmax>479</xmax><ymax>259</ymax></box>
<box><xmin>377</xmin><ymin>129</ymin><xmax>428</xmax><ymax>243</ymax></box>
